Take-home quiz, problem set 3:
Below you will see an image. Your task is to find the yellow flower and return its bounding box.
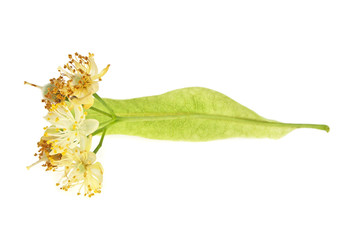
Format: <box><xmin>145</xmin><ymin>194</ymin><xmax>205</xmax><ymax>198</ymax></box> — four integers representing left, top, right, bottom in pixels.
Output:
<box><xmin>44</xmin><ymin>103</ymin><xmax>99</xmax><ymax>155</ymax></box>
<box><xmin>24</xmin><ymin>79</ymin><xmax>68</xmax><ymax>110</ymax></box>
<box><xmin>26</xmin><ymin>138</ymin><xmax>61</xmax><ymax>171</ymax></box>
<box><xmin>58</xmin><ymin>53</ymin><xmax>110</xmax><ymax>109</ymax></box>
<box><xmin>55</xmin><ymin>135</ymin><xmax>103</xmax><ymax>197</ymax></box>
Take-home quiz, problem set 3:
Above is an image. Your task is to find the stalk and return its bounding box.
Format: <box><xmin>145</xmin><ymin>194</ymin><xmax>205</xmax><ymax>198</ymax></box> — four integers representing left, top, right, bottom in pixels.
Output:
<box><xmin>89</xmin><ymin>106</ymin><xmax>113</xmax><ymax>118</ymax></box>
<box><xmin>93</xmin><ymin>93</ymin><xmax>116</xmax><ymax>118</ymax></box>
<box><xmin>93</xmin><ymin>128</ymin><xmax>107</xmax><ymax>154</ymax></box>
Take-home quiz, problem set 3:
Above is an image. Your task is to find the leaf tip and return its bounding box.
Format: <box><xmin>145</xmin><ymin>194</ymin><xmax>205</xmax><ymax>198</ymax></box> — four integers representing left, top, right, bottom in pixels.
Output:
<box><xmin>324</xmin><ymin>125</ymin><xmax>330</xmax><ymax>133</ymax></box>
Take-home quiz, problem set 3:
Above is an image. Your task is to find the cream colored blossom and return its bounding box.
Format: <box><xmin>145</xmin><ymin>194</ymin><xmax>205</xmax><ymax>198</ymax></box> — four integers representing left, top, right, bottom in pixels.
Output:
<box><xmin>24</xmin><ymin>80</ymin><xmax>68</xmax><ymax>110</ymax></box>
<box><xmin>55</xmin><ymin>136</ymin><xmax>103</xmax><ymax>197</ymax></box>
<box><xmin>58</xmin><ymin>53</ymin><xmax>110</xmax><ymax>108</ymax></box>
<box><xmin>26</xmin><ymin>138</ymin><xmax>62</xmax><ymax>171</ymax></box>
<box><xmin>44</xmin><ymin>102</ymin><xmax>99</xmax><ymax>154</ymax></box>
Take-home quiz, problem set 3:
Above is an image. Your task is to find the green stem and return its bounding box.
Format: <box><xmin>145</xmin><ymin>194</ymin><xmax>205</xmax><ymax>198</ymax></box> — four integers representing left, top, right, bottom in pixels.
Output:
<box><xmin>93</xmin><ymin>128</ymin><xmax>107</xmax><ymax>154</ymax></box>
<box><xmin>92</xmin><ymin>126</ymin><xmax>109</xmax><ymax>136</ymax></box>
<box><xmin>92</xmin><ymin>119</ymin><xmax>116</xmax><ymax>135</ymax></box>
<box><xmin>89</xmin><ymin>106</ymin><xmax>113</xmax><ymax>118</ymax></box>
<box><xmin>93</xmin><ymin>93</ymin><xmax>116</xmax><ymax>117</ymax></box>
<box><xmin>99</xmin><ymin>119</ymin><xmax>114</xmax><ymax>127</ymax></box>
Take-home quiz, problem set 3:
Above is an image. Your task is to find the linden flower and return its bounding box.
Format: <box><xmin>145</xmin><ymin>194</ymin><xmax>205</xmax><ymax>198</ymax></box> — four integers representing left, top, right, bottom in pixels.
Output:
<box><xmin>55</xmin><ymin>136</ymin><xmax>103</xmax><ymax>197</ymax></box>
<box><xmin>27</xmin><ymin>139</ymin><xmax>58</xmax><ymax>171</ymax></box>
<box><xmin>24</xmin><ymin>80</ymin><xmax>68</xmax><ymax>110</ymax></box>
<box><xmin>44</xmin><ymin>102</ymin><xmax>99</xmax><ymax>154</ymax></box>
<box><xmin>58</xmin><ymin>53</ymin><xmax>110</xmax><ymax>109</ymax></box>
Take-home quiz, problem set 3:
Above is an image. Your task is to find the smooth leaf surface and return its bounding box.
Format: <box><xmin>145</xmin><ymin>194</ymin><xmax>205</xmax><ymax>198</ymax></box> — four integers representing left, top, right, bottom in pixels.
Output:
<box><xmin>87</xmin><ymin>87</ymin><xmax>329</xmax><ymax>141</ymax></box>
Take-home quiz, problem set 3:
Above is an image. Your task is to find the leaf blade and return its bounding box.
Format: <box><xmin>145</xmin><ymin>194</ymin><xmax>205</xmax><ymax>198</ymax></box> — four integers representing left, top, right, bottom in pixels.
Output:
<box><xmin>87</xmin><ymin>87</ymin><xmax>329</xmax><ymax>141</ymax></box>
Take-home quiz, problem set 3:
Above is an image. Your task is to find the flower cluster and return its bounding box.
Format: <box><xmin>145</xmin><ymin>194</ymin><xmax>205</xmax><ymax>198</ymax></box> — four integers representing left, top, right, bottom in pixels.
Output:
<box><xmin>25</xmin><ymin>53</ymin><xmax>110</xmax><ymax>197</ymax></box>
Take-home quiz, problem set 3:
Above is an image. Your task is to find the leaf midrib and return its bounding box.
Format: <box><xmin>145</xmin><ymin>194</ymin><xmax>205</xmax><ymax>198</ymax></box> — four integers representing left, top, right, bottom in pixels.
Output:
<box><xmin>116</xmin><ymin>112</ymin><xmax>266</xmax><ymax>122</ymax></box>
<box><xmin>114</xmin><ymin>112</ymin><xmax>328</xmax><ymax>131</ymax></box>
<box><xmin>88</xmin><ymin>108</ymin><xmax>329</xmax><ymax>132</ymax></box>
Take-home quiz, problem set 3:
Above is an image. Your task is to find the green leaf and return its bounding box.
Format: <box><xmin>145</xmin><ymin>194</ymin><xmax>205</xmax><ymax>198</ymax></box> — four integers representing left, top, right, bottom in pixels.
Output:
<box><xmin>86</xmin><ymin>87</ymin><xmax>329</xmax><ymax>141</ymax></box>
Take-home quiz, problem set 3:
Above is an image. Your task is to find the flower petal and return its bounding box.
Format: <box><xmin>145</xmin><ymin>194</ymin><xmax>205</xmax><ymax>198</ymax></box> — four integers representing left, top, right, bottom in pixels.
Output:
<box><xmin>89</xmin><ymin>55</ymin><xmax>98</xmax><ymax>76</ymax></box>
<box><xmin>91</xmin><ymin>64</ymin><xmax>110</xmax><ymax>81</ymax></box>
<box><xmin>87</xmin><ymin>152</ymin><xmax>97</xmax><ymax>164</ymax></box>
<box><xmin>80</xmin><ymin>119</ymin><xmax>99</xmax><ymax>136</ymax></box>
<box><xmin>74</xmin><ymin>104</ymin><xmax>84</xmax><ymax>122</ymax></box>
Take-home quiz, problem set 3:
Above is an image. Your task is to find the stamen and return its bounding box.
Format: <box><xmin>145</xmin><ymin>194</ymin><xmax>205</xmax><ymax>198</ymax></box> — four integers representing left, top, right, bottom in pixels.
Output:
<box><xmin>26</xmin><ymin>159</ymin><xmax>43</xmax><ymax>170</ymax></box>
<box><xmin>24</xmin><ymin>81</ymin><xmax>43</xmax><ymax>90</ymax></box>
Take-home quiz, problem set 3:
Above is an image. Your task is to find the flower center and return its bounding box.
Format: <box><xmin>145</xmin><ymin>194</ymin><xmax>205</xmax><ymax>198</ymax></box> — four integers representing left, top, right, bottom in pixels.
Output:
<box><xmin>72</xmin><ymin>73</ymin><xmax>93</xmax><ymax>89</ymax></box>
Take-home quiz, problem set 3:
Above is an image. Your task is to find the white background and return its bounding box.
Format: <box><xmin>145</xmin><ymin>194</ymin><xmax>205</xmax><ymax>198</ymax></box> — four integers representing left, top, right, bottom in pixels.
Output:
<box><xmin>0</xmin><ymin>0</ymin><xmax>344</xmax><ymax>239</ymax></box>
